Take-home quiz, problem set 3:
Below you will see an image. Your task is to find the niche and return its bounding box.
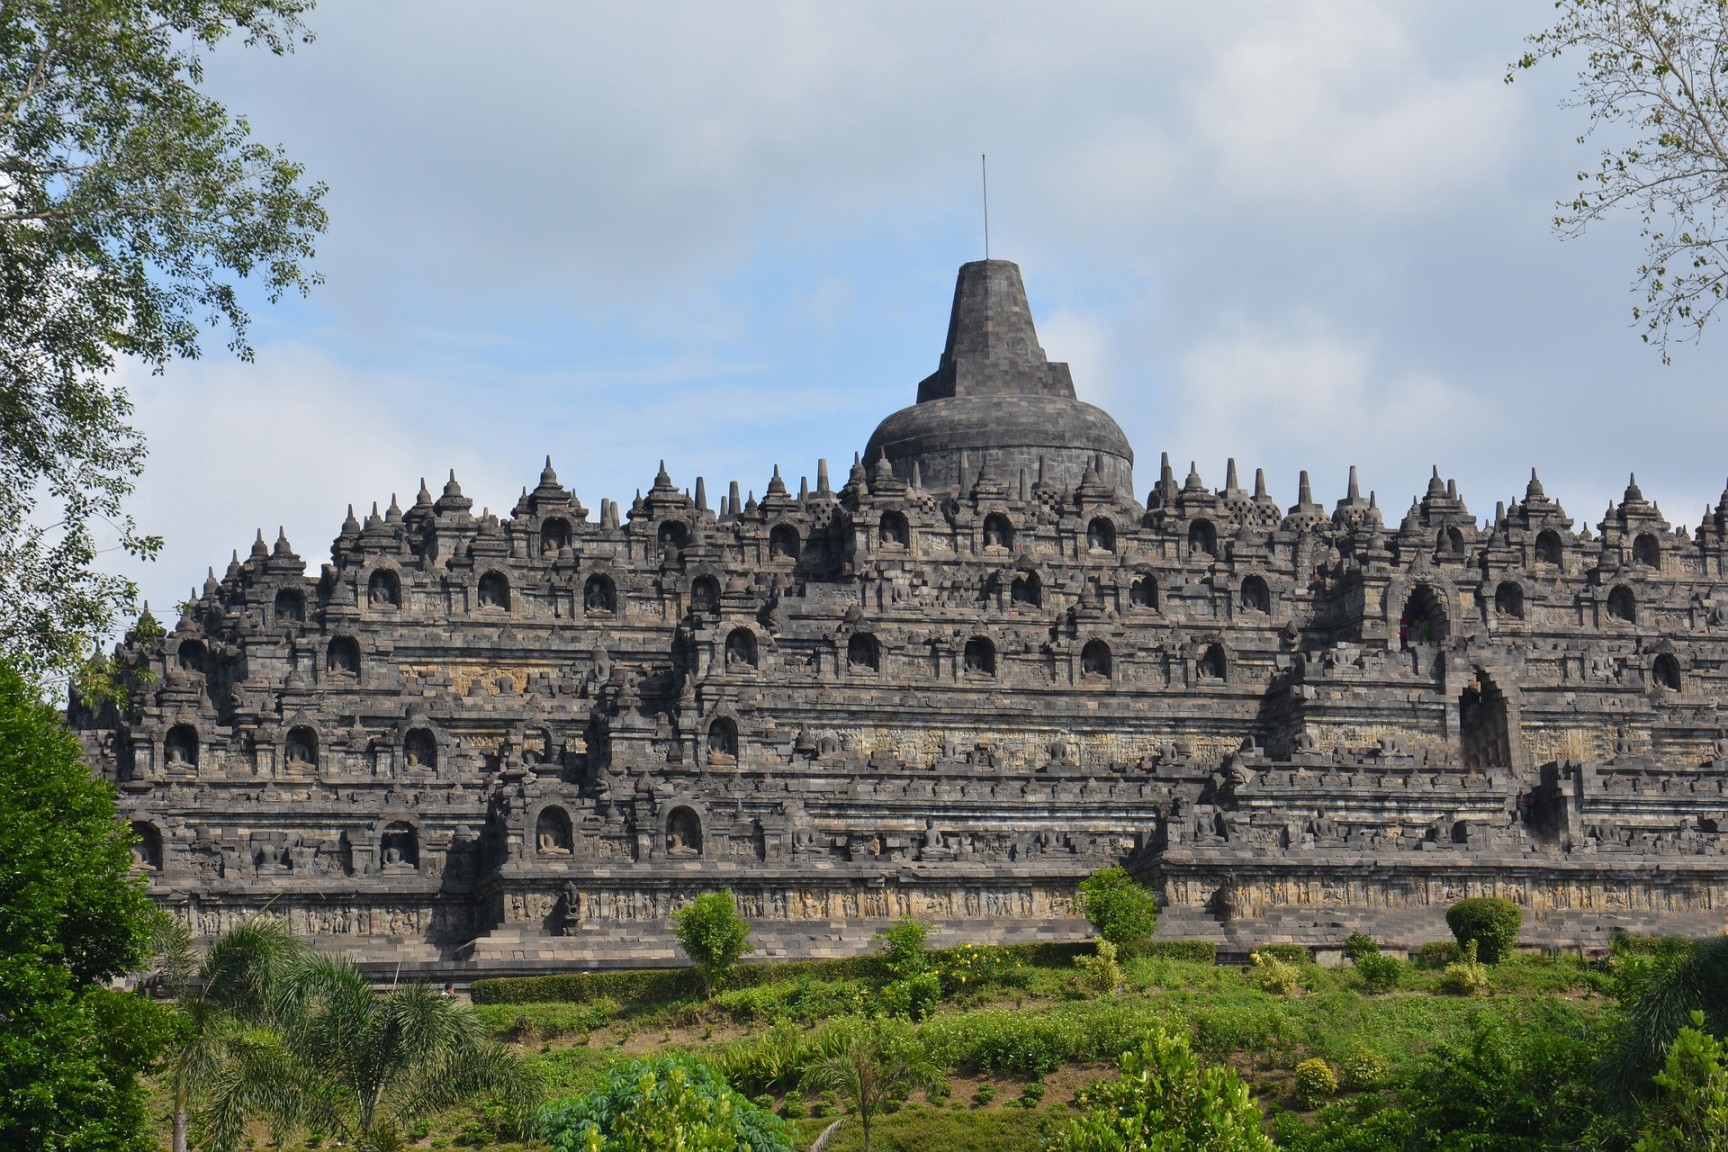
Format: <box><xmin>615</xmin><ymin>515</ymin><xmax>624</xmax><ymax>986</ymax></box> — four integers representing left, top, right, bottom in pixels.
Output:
<box><xmin>1130</xmin><ymin>574</ymin><xmax>1158</xmax><ymax>610</ymax></box>
<box><xmin>536</xmin><ymin>806</ymin><xmax>573</xmax><ymax>855</ymax></box>
<box><xmin>1653</xmin><ymin>653</ymin><xmax>1682</xmax><ymax>691</ymax></box>
<box><xmin>847</xmin><ymin>633</ymin><xmax>880</xmax><ymax>672</ymax></box>
<box><xmin>164</xmin><ymin>723</ymin><xmax>199</xmax><ymax>771</ymax></box>
<box><xmin>368</xmin><ymin>569</ymin><xmax>400</xmax><ymax>608</ymax></box>
<box><xmin>725</xmin><ymin>628</ymin><xmax>758</xmax><ymax>669</ymax></box>
<box><xmin>707</xmin><ymin>718</ymin><xmax>738</xmax><ymax>763</ymax></box>
<box><xmin>1607</xmin><ymin>585</ymin><xmax>1637</xmax><ymax>624</ymax></box>
<box><xmin>1400</xmin><ymin>584</ymin><xmax>1448</xmax><ymax>647</ymax></box>
<box><xmin>879</xmin><ymin>511</ymin><xmax>909</xmax><ymax>549</ymax></box>
<box><xmin>690</xmin><ymin>575</ymin><xmax>720</xmax><ymax>614</ymax></box>
<box><xmin>1241</xmin><ymin>576</ymin><xmax>1270</xmax><ymax>614</ymax></box>
<box><xmin>477</xmin><ymin>571</ymin><xmax>510</xmax><ymax>610</ymax></box>
<box><xmin>327</xmin><ymin>636</ymin><xmax>360</xmax><ymax>676</ymax></box>
<box><xmin>177</xmin><ymin>639</ymin><xmax>206</xmax><ymax>673</ymax></box>
<box><xmin>285</xmin><ymin>726</ymin><xmax>318</xmax><ymax>769</ymax></box>
<box><xmin>1495</xmin><ymin>582</ymin><xmax>1524</xmax><ymax>621</ymax></box>
<box><xmin>1081</xmin><ymin>640</ymin><xmax>1112</xmax><ymax>681</ymax></box>
<box><xmin>769</xmin><ymin>524</ymin><xmax>801</xmax><ymax>561</ymax></box>
<box><xmin>584</xmin><ymin>574</ymin><xmax>616</xmax><ymax>614</ymax></box>
<box><xmin>1535</xmin><ymin>530</ymin><xmax>1564</xmax><ymax>566</ymax></box>
<box><xmin>1087</xmin><ymin>517</ymin><xmax>1116</xmax><ymax>553</ymax></box>
<box><xmin>130</xmin><ymin>822</ymin><xmax>163</xmax><ymax>871</ymax></box>
<box><xmin>541</xmin><ymin>517</ymin><xmax>571</xmax><ymax>555</ymax></box>
<box><xmin>963</xmin><ymin>637</ymin><xmax>996</xmax><ymax>677</ymax></box>
<box><xmin>403</xmin><ymin>728</ymin><xmax>437</xmax><ymax>771</ymax></box>
<box><xmin>1197</xmin><ymin>644</ymin><xmax>1227</xmax><ymax>681</ymax></box>
<box><xmin>1460</xmin><ymin>675</ymin><xmax>1511</xmax><ymax>770</ymax></box>
<box><xmin>381</xmin><ymin>822</ymin><xmax>418</xmax><ymax>870</ymax></box>
<box><xmin>666</xmin><ymin>807</ymin><xmax>702</xmax><ymax>857</ymax></box>
<box><xmin>659</xmin><ymin>520</ymin><xmax>689</xmax><ymax>550</ymax></box>
<box><xmin>982</xmin><ymin>514</ymin><xmax>1014</xmax><ymax>551</ymax></box>
<box><xmin>1633</xmin><ymin>533</ymin><xmax>1661</xmax><ymax>567</ymax></box>
<box><xmin>1188</xmin><ymin>519</ymin><xmax>1217</xmax><ymax>557</ymax></box>
<box><xmin>274</xmin><ymin>588</ymin><xmax>304</xmax><ymax>623</ymax></box>
<box><xmin>1010</xmin><ymin>572</ymin><xmax>1041</xmax><ymax>607</ymax></box>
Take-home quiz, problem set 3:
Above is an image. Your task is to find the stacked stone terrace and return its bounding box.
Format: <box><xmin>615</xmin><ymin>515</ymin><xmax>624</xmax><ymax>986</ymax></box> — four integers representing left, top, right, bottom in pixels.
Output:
<box><xmin>75</xmin><ymin>260</ymin><xmax>1728</xmax><ymax>968</ymax></box>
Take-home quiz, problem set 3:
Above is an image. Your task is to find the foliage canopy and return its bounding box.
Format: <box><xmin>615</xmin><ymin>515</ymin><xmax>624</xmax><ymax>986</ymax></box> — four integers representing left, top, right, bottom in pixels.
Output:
<box><xmin>673</xmin><ymin>889</ymin><xmax>755</xmax><ymax>997</ymax></box>
<box><xmin>0</xmin><ymin>0</ymin><xmax>326</xmax><ymax>681</ymax></box>
<box><xmin>1076</xmin><ymin>866</ymin><xmax>1158</xmax><ymax>947</ymax></box>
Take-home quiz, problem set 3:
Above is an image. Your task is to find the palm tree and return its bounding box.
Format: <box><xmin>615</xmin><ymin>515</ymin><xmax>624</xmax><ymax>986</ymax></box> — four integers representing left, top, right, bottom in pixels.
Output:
<box><xmin>151</xmin><ymin>915</ymin><xmax>309</xmax><ymax>1152</ymax></box>
<box><xmin>261</xmin><ymin>956</ymin><xmax>540</xmax><ymax>1150</ymax></box>
<box><xmin>1606</xmin><ymin>935</ymin><xmax>1728</xmax><ymax>1092</ymax></box>
<box><xmin>801</xmin><ymin>1017</ymin><xmax>944</xmax><ymax>1152</ymax></box>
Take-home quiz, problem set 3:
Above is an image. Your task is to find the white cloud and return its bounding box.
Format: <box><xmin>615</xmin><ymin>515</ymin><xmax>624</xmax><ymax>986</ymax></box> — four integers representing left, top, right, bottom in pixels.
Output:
<box><xmin>1188</xmin><ymin>2</ymin><xmax>1516</xmax><ymax>209</ymax></box>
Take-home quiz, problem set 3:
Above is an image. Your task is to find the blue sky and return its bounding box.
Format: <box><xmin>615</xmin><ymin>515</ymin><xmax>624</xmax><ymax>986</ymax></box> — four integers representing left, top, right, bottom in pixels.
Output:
<box><xmin>109</xmin><ymin>0</ymin><xmax>1728</xmax><ymax>613</ymax></box>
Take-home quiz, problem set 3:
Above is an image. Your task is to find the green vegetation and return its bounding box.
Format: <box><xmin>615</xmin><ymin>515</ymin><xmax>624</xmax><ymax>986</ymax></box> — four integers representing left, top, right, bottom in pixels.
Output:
<box><xmin>1445</xmin><ymin>897</ymin><xmax>1525</xmax><ymax>963</ymax></box>
<box><xmin>0</xmin><ymin>658</ymin><xmax>172</xmax><ymax>1152</ymax></box>
<box><xmin>1052</xmin><ymin>1030</ymin><xmax>1274</xmax><ymax>1152</ymax></box>
<box><xmin>1076</xmin><ymin>866</ymin><xmax>1158</xmax><ymax>946</ymax></box>
<box><xmin>536</xmin><ymin>1055</ymin><xmax>791</xmax><ymax>1152</ymax></box>
<box><xmin>801</xmin><ymin>1017</ymin><xmax>944</xmax><ymax>1152</ymax></box>
<box><xmin>672</xmin><ymin>890</ymin><xmax>755</xmax><ymax>997</ymax></box>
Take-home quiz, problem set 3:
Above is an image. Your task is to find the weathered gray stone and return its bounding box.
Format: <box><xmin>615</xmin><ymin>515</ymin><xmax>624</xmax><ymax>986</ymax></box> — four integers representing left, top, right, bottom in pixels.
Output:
<box><xmin>73</xmin><ymin>259</ymin><xmax>1728</xmax><ymax>971</ymax></box>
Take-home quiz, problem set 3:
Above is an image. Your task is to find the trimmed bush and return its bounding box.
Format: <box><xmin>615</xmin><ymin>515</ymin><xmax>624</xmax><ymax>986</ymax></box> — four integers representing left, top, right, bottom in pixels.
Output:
<box><xmin>1354</xmin><ymin>952</ymin><xmax>1403</xmax><ymax>994</ymax></box>
<box><xmin>1445</xmin><ymin>897</ymin><xmax>1523</xmax><ymax>964</ymax></box>
<box><xmin>1294</xmin><ymin>1058</ymin><xmax>1338</xmax><ymax>1108</ymax></box>
<box><xmin>1076</xmin><ymin>866</ymin><xmax>1159</xmax><ymax>946</ymax></box>
<box><xmin>1337</xmin><ymin>1049</ymin><xmax>1390</xmax><ymax>1091</ymax></box>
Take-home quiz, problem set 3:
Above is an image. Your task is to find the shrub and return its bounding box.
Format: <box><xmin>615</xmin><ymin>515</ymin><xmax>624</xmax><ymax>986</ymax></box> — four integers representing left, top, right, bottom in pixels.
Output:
<box><xmin>1053</xmin><ymin>1030</ymin><xmax>1275</xmax><ymax>1151</ymax></box>
<box><xmin>535</xmin><ymin>1055</ymin><xmax>792</xmax><ymax>1152</ymax></box>
<box><xmin>973</xmin><ymin>1081</ymin><xmax>996</xmax><ymax>1106</ymax></box>
<box><xmin>1075</xmin><ymin>940</ymin><xmax>1123</xmax><ymax>995</ymax></box>
<box><xmin>1134</xmin><ymin>941</ymin><xmax>1218</xmax><ymax>964</ymax></box>
<box><xmin>1635</xmin><ymin>1012</ymin><xmax>1728</xmax><ymax>1151</ymax></box>
<box><xmin>1294</xmin><ymin>1058</ymin><xmax>1338</xmax><ymax>1108</ymax></box>
<box><xmin>1343</xmin><ymin>932</ymin><xmax>1379</xmax><ymax>963</ymax></box>
<box><xmin>1336</xmin><ymin>1049</ymin><xmax>1390</xmax><ymax>1092</ymax></box>
<box><xmin>672</xmin><ymin>890</ymin><xmax>754</xmax><ymax>997</ymax></box>
<box><xmin>1077</xmin><ymin>866</ymin><xmax>1159</xmax><ymax>946</ymax></box>
<box><xmin>1415</xmin><ymin>941</ymin><xmax>1461</xmax><ymax>970</ymax></box>
<box><xmin>1445</xmin><ymin>897</ymin><xmax>1523</xmax><ymax>964</ymax></box>
<box><xmin>938</xmin><ymin>943</ymin><xmax>1025</xmax><ymax>995</ymax></box>
<box><xmin>1258</xmin><ymin>943</ymin><xmax>1311</xmax><ymax>965</ymax></box>
<box><xmin>1250</xmin><ymin>951</ymin><xmax>1301</xmax><ymax>996</ymax></box>
<box><xmin>1019</xmin><ymin>1081</ymin><xmax>1046</xmax><ymax>1108</ymax></box>
<box><xmin>1440</xmin><ymin>939</ymin><xmax>1491</xmax><ymax>996</ymax></box>
<box><xmin>876</xmin><ymin>916</ymin><xmax>931</xmax><ymax>979</ymax></box>
<box><xmin>1354</xmin><ymin>953</ymin><xmax>1403</xmax><ymax>994</ymax></box>
<box><xmin>879</xmin><ymin>972</ymin><xmax>942</xmax><ymax>1022</ymax></box>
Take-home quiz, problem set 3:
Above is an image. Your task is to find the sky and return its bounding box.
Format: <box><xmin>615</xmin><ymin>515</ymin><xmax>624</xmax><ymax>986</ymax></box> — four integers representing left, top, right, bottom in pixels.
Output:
<box><xmin>106</xmin><ymin>0</ymin><xmax>1728</xmax><ymax>617</ymax></box>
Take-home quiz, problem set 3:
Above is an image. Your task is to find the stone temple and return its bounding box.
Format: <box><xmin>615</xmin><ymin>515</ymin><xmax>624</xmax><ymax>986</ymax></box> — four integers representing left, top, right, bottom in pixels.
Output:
<box><xmin>75</xmin><ymin>259</ymin><xmax>1728</xmax><ymax>970</ymax></box>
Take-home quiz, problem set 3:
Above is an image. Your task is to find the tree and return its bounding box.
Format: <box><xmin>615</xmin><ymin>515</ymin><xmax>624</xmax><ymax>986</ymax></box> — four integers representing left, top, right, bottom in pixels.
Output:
<box><xmin>1</xmin><ymin>0</ymin><xmax>327</xmax><ymax>681</ymax></box>
<box><xmin>1513</xmin><ymin>2</ymin><xmax>1728</xmax><ymax>358</ymax></box>
<box><xmin>0</xmin><ymin>656</ymin><xmax>173</xmax><ymax>1151</ymax></box>
<box><xmin>1077</xmin><ymin>866</ymin><xmax>1158</xmax><ymax>947</ymax></box>
<box><xmin>1607</xmin><ymin>935</ymin><xmax>1728</xmax><ymax>1090</ymax></box>
<box><xmin>233</xmin><ymin>957</ymin><xmax>539</xmax><ymax>1152</ymax></box>
<box><xmin>1051</xmin><ymin>1029</ymin><xmax>1274</xmax><ymax>1152</ymax></box>
<box><xmin>801</xmin><ymin>1017</ymin><xmax>944</xmax><ymax>1152</ymax></box>
<box><xmin>672</xmin><ymin>889</ymin><xmax>754</xmax><ymax>997</ymax></box>
<box><xmin>150</xmin><ymin>915</ymin><xmax>309</xmax><ymax>1152</ymax></box>
<box><xmin>536</xmin><ymin>1055</ymin><xmax>792</xmax><ymax>1152</ymax></box>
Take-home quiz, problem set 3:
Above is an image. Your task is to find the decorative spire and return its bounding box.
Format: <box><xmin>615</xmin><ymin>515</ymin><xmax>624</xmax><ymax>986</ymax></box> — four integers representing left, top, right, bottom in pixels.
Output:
<box><xmin>694</xmin><ymin>476</ymin><xmax>708</xmax><ymax>512</ymax></box>
<box><xmin>1526</xmin><ymin>468</ymin><xmax>1545</xmax><ymax>501</ymax></box>
<box><xmin>915</xmin><ymin>259</ymin><xmax>1073</xmax><ymax>402</ymax></box>
<box><xmin>1253</xmin><ymin>468</ymin><xmax>1268</xmax><ymax>499</ymax></box>
<box><xmin>1298</xmin><ymin>471</ymin><xmax>1313</xmax><ymax>505</ymax></box>
<box><xmin>1183</xmin><ymin>461</ymin><xmax>1205</xmax><ymax>493</ymax></box>
<box><xmin>1347</xmin><ymin>465</ymin><xmax>1360</xmax><ymax>502</ymax></box>
<box><xmin>1426</xmin><ymin>466</ymin><xmax>1445</xmax><ymax>499</ymax></box>
<box><xmin>1625</xmin><ymin>472</ymin><xmax>1645</xmax><ymax>503</ymax></box>
<box><xmin>1224</xmin><ymin>458</ymin><xmax>1240</xmax><ymax>492</ymax></box>
<box><xmin>816</xmin><ymin>458</ymin><xmax>831</xmax><ymax>496</ymax></box>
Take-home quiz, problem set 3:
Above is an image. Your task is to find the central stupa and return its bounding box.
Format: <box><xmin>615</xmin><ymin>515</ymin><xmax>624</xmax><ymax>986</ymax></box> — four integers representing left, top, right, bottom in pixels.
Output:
<box><xmin>864</xmin><ymin>259</ymin><xmax>1135</xmax><ymax>498</ymax></box>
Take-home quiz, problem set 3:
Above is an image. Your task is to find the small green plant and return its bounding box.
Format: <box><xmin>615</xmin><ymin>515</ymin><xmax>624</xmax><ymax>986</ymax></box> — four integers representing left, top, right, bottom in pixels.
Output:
<box><xmin>974</xmin><ymin>1081</ymin><xmax>997</xmax><ymax>1107</ymax></box>
<box><xmin>1337</xmin><ymin>1049</ymin><xmax>1390</xmax><ymax>1092</ymax></box>
<box><xmin>1634</xmin><ymin>1012</ymin><xmax>1728</xmax><ymax>1151</ymax></box>
<box><xmin>1294</xmin><ymin>1058</ymin><xmax>1338</xmax><ymax>1108</ymax></box>
<box><xmin>876</xmin><ymin>916</ymin><xmax>931</xmax><ymax>978</ymax></box>
<box><xmin>938</xmin><ymin>943</ymin><xmax>1025</xmax><ymax>995</ymax></box>
<box><xmin>780</xmin><ymin>1095</ymin><xmax>806</xmax><ymax>1119</ymax></box>
<box><xmin>1440</xmin><ymin>939</ymin><xmax>1491</xmax><ymax>995</ymax></box>
<box><xmin>670</xmin><ymin>889</ymin><xmax>754</xmax><ymax>996</ymax></box>
<box><xmin>1020</xmin><ymin>1081</ymin><xmax>1046</xmax><ymax>1108</ymax></box>
<box><xmin>1074</xmin><ymin>939</ymin><xmax>1123</xmax><ymax>995</ymax></box>
<box><xmin>1355</xmin><ymin>951</ymin><xmax>1404</xmax><ymax>994</ymax></box>
<box><xmin>1344</xmin><ymin>931</ymin><xmax>1380</xmax><ymax>963</ymax></box>
<box><xmin>1445</xmin><ymin>897</ymin><xmax>1524</xmax><ymax>964</ymax></box>
<box><xmin>880</xmin><ymin>971</ymin><xmax>942</xmax><ymax>1021</ymax></box>
<box><xmin>1250</xmin><ymin>951</ymin><xmax>1301</xmax><ymax>996</ymax></box>
<box><xmin>1076</xmin><ymin>866</ymin><xmax>1159</xmax><ymax>946</ymax></box>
